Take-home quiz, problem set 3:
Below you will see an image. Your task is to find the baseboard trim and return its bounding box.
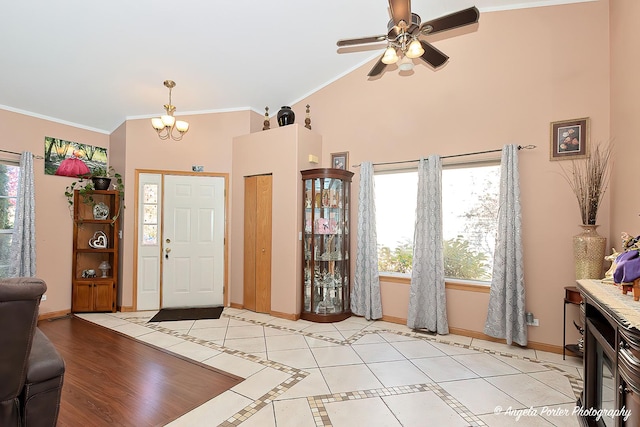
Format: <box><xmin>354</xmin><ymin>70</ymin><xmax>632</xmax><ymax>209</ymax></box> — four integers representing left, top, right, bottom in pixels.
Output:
<box><xmin>381</xmin><ymin>314</ymin><xmax>406</xmax><ymax>325</ymax></box>
<box><xmin>379</xmin><ymin>317</ymin><xmax>563</xmax><ymax>355</ymax></box>
<box><xmin>119</xmin><ymin>305</ymin><xmax>135</xmax><ymax>312</ymax></box>
<box><xmin>39</xmin><ymin>309</ymin><xmax>71</xmax><ymax>321</ymax></box>
<box><xmin>227</xmin><ymin>303</ymin><xmax>299</xmax><ymax>321</ymax></box>
<box><xmin>448</xmin><ymin>327</ymin><xmax>563</xmax><ymax>355</ymax></box>
<box><xmin>270</xmin><ymin>310</ymin><xmax>299</xmax><ymax>321</ymax></box>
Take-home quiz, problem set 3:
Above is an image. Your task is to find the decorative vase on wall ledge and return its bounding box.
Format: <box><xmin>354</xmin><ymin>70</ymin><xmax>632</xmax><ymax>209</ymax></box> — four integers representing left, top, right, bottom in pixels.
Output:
<box><xmin>277</xmin><ymin>106</ymin><xmax>295</xmax><ymax>126</ymax></box>
<box><xmin>573</xmin><ymin>224</ymin><xmax>606</xmax><ymax>279</ymax></box>
<box><xmin>91</xmin><ymin>177</ymin><xmax>111</xmax><ymax>191</ymax></box>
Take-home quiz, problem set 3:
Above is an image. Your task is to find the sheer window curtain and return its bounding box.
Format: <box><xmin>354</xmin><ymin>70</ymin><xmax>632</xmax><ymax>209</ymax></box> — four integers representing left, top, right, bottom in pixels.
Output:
<box><xmin>352</xmin><ymin>162</ymin><xmax>383</xmax><ymax>320</ymax></box>
<box><xmin>407</xmin><ymin>155</ymin><xmax>448</xmax><ymax>334</ymax></box>
<box><xmin>484</xmin><ymin>144</ymin><xmax>526</xmax><ymax>346</ymax></box>
<box><xmin>10</xmin><ymin>151</ymin><xmax>36</xmax><ymax>277</ymax></box>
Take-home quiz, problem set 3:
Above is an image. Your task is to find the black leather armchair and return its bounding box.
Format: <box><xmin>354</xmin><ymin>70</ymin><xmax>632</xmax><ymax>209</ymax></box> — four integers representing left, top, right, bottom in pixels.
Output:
<box><xmin>0</xmin><ymin>277</ymin><xmax>65</xmax><ymax>427</ymax></box>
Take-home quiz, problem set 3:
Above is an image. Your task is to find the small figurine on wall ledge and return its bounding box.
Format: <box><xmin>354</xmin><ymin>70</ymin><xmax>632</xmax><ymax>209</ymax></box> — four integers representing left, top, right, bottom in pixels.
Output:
<box><xmin>602</xmin><ymin>248</ymin><xmax>620</xmax><ymax>284</ymax></box>
<box><xmin>305</xmin><ymin>104</ymin><xmax>312</xmax><ymax>130</ymax></box>
<box><xmin>262</xmin><ymin>106</ymin><xmax>270</xmax><ymax>131</ymax></box>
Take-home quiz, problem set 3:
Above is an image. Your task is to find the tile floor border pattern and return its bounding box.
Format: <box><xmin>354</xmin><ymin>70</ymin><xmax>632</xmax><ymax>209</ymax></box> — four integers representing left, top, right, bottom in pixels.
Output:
<box><xmin>306</xmin><ymin>383</ymin><xmax>487</xmax><ymax>427</ymax></box>
<box><xmin>211</xmin><ymin>313</ymin><xmax>584</xmax><ymax>401</ymax></box>
<box><xmin>120</xmin><ymin>313</ymin><xmax>584</xmax><ymax>426</ymax></box>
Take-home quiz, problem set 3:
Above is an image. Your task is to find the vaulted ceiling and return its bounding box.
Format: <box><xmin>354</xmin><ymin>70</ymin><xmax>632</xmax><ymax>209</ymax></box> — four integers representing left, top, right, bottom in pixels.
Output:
<box><xmin>1</xmin><ymin>0</ymin><xmax>591</xmax><ymax>133</ymax></box>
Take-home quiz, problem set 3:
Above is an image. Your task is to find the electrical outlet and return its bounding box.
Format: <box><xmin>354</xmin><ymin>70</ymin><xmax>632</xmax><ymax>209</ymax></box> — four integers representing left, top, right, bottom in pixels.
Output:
<box><xmin>41</xmin><ymin>294</ymin><xmax>47</xmax><ymax>301</ymax></box>
<box><xmin>526</xmin><ymin>318</ymin><xmax>539</xmax><ymax>326</ymax></box>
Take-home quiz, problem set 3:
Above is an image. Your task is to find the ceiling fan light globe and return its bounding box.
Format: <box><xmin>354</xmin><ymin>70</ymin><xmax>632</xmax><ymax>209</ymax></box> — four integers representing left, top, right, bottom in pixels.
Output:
<box><xmin>381</xmin><ymin>46</ymin><xmax>399</xmax><ymax>65</ymax></box>
<box><xmin>406</xmin><ymin>39</ymin><xmax>425</xmax><ymax>59</ymax></box>
<box><xmin>399</xmin><ymin>61</ymin><xmax>414</xmax><ymax>71</ymax></box>
<box><xmin>398</xmin><ymin>56</ymin><xmax>414</xmax><ymax>71</ymax></box>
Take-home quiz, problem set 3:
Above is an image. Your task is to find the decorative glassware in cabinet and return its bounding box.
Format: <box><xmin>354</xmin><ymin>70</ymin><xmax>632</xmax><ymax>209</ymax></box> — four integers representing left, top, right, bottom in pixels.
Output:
<box><xmin>301</xmin><ymin>168</ymin><xmax>353</xmax><ymax>322</ymax></box>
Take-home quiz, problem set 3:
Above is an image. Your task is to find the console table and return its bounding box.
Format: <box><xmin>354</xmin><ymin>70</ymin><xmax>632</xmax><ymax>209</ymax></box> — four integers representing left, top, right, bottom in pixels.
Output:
<box><xmin>577</xmin><ymin>279</ymin><xmax>640</xmax><ymax>427</ymax></box>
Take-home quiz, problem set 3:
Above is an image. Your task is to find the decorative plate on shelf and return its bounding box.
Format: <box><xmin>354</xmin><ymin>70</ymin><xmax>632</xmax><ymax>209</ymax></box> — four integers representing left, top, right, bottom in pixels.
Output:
<box><xmin>93</xmin><ymin>202</ymin><xmax>109</xmax><ymax>220</ymax></box>
<box><xmin>89</xmin><ymin>231</ymin><xmax>108</xmax><ymax>249</ymax></box>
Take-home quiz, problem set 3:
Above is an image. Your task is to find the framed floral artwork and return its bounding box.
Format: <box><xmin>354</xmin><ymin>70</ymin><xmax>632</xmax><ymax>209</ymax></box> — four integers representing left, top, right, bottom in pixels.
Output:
<box><xmin>550</xmin><ymin>117</ymin><xmax>589</xmax><ymax>160</ymax></box>
<box><xmin>331</xmin><ymin>152</ymin><xmax>349</xmax><ymax>170</ymax></box>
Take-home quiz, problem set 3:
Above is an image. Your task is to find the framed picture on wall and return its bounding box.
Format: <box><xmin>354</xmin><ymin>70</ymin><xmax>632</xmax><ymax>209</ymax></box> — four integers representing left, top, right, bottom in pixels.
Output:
<box><xmin>550</xmin><ymin>117</ymin><xmax>589</xmax><ymax>160</ymax></box>
<box><xmin>331</xmin><ymin>152</ymin><xmax>349</xmax><ymax>170</ymax></box>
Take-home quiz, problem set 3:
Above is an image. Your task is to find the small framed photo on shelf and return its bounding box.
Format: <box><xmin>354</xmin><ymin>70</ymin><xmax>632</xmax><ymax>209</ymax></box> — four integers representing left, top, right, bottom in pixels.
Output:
<box><xmin>331</xmin><ymin>152</ymin><xmax>349</xmax><ymax>170</ymax></box>
<box><xmin>550</xmin><ymin>117</ymin><xmax>589</xmax><ymax>161</ymax></box>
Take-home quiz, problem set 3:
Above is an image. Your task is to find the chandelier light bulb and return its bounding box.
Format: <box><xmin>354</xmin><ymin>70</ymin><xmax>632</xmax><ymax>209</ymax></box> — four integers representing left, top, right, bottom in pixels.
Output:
<box><xmin>161</xmin><ymin>114</ymin><xmax>176</xmax><ymax>127</ymax></box>
<box><xmin>175</xmin><ymin>120</ymin><xmax>189</xmax><ymax>132</ymax></box>
<box><xmin>151</xmin><ymin>117</ymin><xmax>164</xmax><ymax>130</ymax></box>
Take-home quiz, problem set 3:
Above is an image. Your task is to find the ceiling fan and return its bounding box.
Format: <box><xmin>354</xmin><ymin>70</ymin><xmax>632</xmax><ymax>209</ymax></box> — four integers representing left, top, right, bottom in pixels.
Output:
<box><xmin>337</xmin><ymin>0</ymin><xmax>479</xmax><ymax>77</ymax></box>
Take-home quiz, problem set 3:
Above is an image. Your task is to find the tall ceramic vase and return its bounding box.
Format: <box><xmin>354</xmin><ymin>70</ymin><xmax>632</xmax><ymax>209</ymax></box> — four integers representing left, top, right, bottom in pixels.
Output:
<box><xmin>573</xmin><ymin>224</ymin><xmax>606</xmax><ymax>279</ymax></box>
<box><xmin>277</xmin><ymin>106</ymin><xmax>295</xmax><ymax>126</ymax></box>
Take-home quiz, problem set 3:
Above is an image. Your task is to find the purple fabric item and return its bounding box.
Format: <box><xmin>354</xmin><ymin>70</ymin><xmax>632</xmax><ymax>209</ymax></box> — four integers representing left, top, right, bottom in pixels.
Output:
<box><xmin>614</xmin><ymin>250</ymin><xmax>640</xmax><ymax>283</ymax></box>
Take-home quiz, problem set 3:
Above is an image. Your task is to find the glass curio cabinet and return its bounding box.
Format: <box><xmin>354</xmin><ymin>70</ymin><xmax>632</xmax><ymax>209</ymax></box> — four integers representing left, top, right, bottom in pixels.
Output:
<box><xmin>301</xmin><ymin>168</ymin><xmax>354</xmax><ymax>322</ymax></box>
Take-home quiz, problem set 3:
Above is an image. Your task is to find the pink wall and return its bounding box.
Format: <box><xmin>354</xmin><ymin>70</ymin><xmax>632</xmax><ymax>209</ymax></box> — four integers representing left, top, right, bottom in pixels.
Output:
<box><xmin>115</xmin><ymin>110</ymin><xmax>255</xmax><ymax>308</ymax></box>
<box><xmin>290</xmin><ymin>1</ymin><xmax>611</xmax><ymax>348</ymax></box>
<box><xmin>610</xmin><ymin>0</ymin><xmax>640</xmax><ymax>246</ymax></box>
<box><xmin>4</xmin><ymin>0</ymin><xmax>629</xmax><ymax>350</ymax></box>
<box><xmin>0</xmin><ymin>109</ymin><xmax>109</xmax><ymax>314</ymax></box>
<box><xmin>231</xmin><ymin>125</ymin><xmax>322</xmax><ymax>315</ymax></box>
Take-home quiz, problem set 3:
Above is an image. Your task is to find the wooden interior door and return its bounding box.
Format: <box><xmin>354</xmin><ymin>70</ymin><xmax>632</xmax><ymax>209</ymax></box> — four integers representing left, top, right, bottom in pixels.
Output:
<box><xmin>243</xmin><ymin>175</ymin><xmax>272</xmax><ymax>313</ymax></box>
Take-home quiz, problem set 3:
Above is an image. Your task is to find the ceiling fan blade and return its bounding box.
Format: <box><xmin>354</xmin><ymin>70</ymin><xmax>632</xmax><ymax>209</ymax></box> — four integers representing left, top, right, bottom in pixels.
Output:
<box><xmin>389</xmin><ymin>0</ymin><xmax>411</xmax><ymax>26</ymax></box>
<box><xmin>368</xmin><ymin>56</ymin><xmax>387</xmax><ymax>77</ymax></box>
<box><xmin>419</xmin><ymin>40</ymin><xmax>449</xmax><ymax>68</ymax></box>
<box><xmin>337</xmin><ymin>35</ymin><xmax>387</xmax><ymax>47</ymax></box>
<box><xmin>420</xmin><ymin>6</ymin><xmax>479</xmax><ymax>35</ymax></box>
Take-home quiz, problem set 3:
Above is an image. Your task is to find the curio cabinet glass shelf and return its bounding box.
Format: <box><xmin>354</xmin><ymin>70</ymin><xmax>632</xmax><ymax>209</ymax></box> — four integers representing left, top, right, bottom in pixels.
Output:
<box><xmin>301</xmin><ymin>168</ymin><xmax>353</xmax><ymax>322</ymax></box>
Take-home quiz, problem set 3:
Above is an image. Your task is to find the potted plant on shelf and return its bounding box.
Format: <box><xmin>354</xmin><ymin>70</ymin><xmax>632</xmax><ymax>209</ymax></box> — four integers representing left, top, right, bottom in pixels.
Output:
<box><xmin>64</xmin><ymin>166</ymin><xmax>124</xmax><ymax>223</ymax></box>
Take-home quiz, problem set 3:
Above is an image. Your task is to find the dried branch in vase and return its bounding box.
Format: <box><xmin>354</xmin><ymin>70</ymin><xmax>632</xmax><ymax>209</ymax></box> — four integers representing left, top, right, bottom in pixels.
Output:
<box><xmin>559</xmin><ymin>142</ymin><xmax>613</xmax><ymax>225</ymax></box>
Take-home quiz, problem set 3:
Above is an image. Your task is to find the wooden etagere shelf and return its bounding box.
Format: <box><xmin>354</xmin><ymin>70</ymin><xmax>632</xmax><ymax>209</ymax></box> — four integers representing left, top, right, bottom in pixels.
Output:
<box><xmin>71</xmin><ymin>190</ymin><xmax>120</xmax><ymax>313</ymax></box>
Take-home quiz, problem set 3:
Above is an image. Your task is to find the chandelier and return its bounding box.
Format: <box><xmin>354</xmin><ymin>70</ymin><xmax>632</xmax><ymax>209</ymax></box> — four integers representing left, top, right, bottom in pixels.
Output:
<box><xmin>151</xmin><ymin>80</ymin><xmax>190</xmax><ymax>141</ymax></box>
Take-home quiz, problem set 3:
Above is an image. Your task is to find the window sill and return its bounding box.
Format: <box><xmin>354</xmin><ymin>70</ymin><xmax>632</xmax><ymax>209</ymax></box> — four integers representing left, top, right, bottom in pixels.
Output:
<box><xmin>379</xmin><ymin>274</ymin><xmax>490</xmax><ymax>293</ymax></box>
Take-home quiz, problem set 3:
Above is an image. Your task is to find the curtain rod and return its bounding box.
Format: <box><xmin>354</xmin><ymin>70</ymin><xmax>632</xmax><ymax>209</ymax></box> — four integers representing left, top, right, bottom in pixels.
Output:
<box><xmin>352</xmin><ymin>144</ymin><xmax>536</xmax><ymax>168</ymax></box>
<box><xmin>0</xmin><ymin>149</ymin><xmax>44</xmax><ymax>159</ymax></box>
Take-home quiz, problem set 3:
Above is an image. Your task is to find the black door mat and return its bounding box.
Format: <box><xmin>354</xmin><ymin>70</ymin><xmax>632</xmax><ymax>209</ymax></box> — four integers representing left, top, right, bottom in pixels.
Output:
<box><xmin>149</xmin><ymin>306</ymin><xmax>224</xmax><ymax>322</ymax></box>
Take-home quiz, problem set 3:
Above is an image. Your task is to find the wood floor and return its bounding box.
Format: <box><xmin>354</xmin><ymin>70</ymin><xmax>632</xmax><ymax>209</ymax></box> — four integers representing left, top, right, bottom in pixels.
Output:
<box><xmin>38</xmin><ymin>316</ymin><xmax>242</xmax><ymax>427</ymax></box>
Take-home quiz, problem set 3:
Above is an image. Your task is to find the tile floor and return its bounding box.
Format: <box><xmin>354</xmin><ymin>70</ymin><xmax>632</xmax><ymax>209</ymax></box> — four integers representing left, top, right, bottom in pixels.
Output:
<box><xmin>76</xmin><ymin>309</ymin><xmax>584</xmax><ymax>427</ymax></box>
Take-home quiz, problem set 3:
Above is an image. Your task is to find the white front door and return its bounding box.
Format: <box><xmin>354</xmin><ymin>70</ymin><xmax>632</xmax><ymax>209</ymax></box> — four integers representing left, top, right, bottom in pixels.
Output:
<box><xmin>135</xmin><ymin>173</ymin><xmax>226</xmax><ymax>310</ymax></box>
<box><xmin>162</xmin><ymin>175</ymin><xmax>225</xmax><ymax>308</ymax></box>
